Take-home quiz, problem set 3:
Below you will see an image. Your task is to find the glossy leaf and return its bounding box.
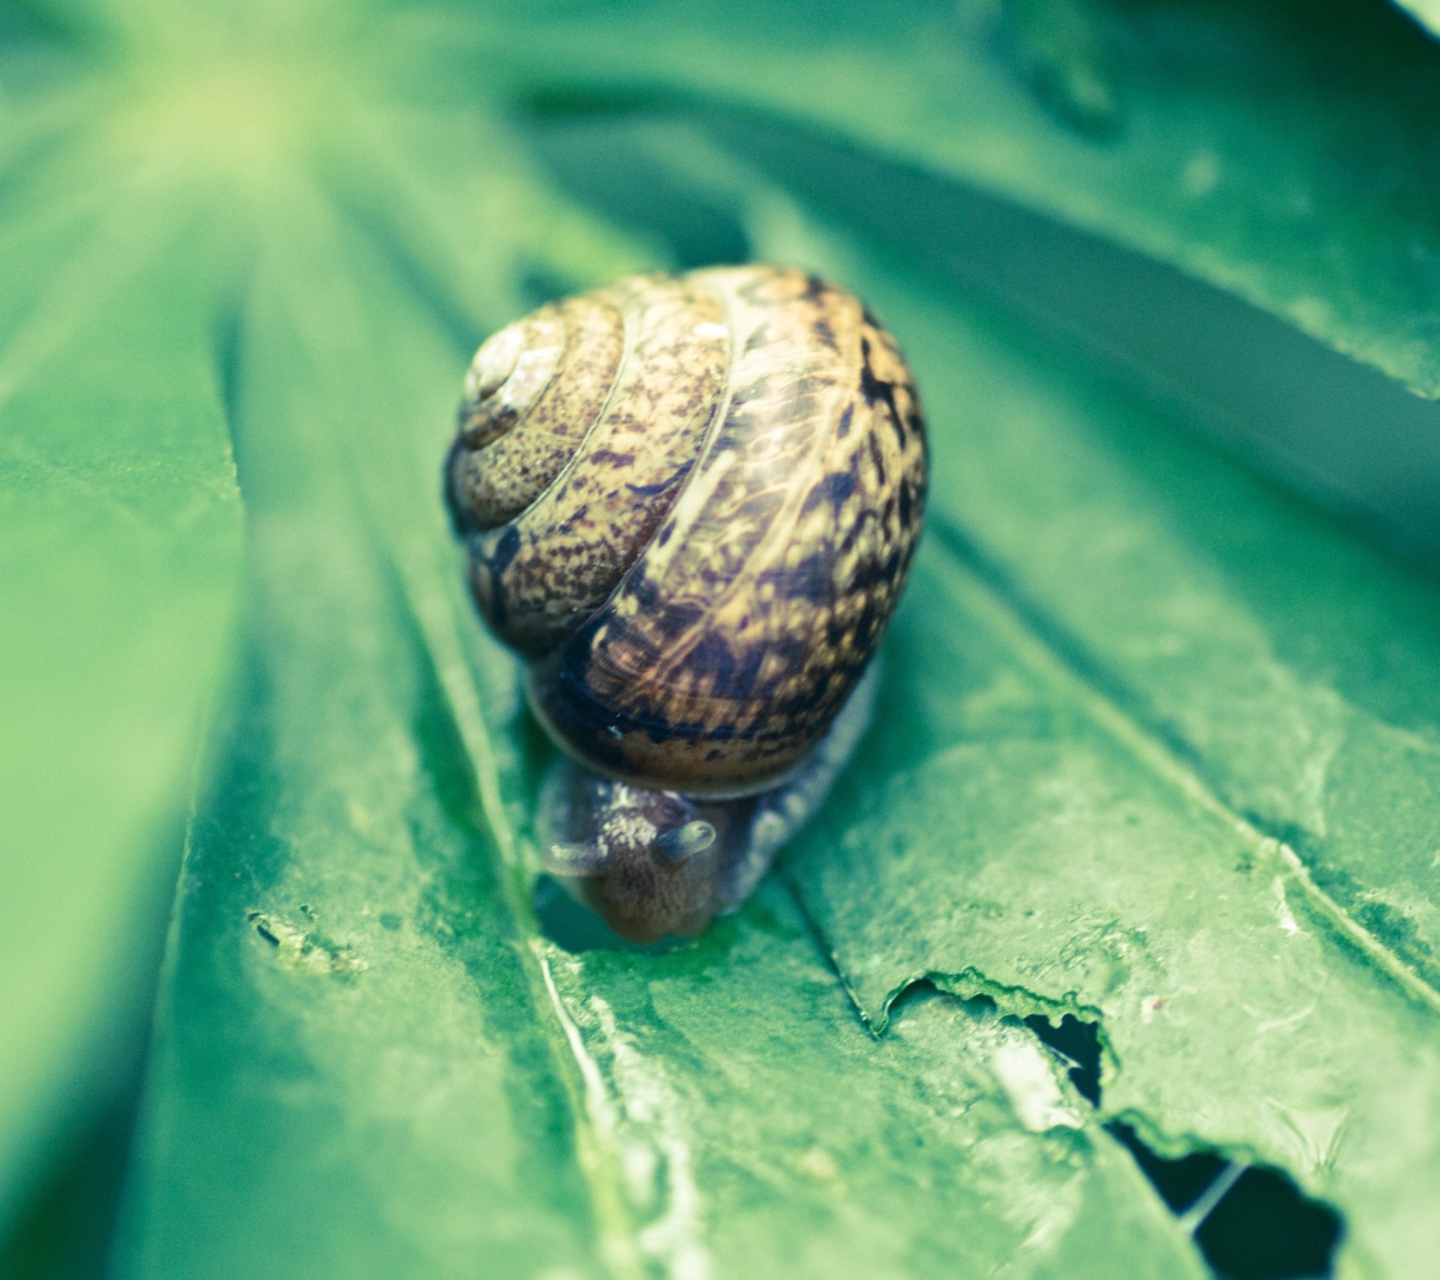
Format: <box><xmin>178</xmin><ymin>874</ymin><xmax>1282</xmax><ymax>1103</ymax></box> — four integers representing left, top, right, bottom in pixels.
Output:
<box><xmin>513</xmin><ymin>0</ymin><xmax>1440</xmax><ymax>398</ymax></box>
<box><xmin>2</xmin><ymin>2</ymin><xmax>1440</xmax><ymax>1278</ymax></box>
<box><xmin>509</xmin><ymin>0</ymin><xmax>1440</xmax><ymax>559</ymax></box>
<box><xmin>0</xmin><ymin>133</ymin><xmax>245</xmax><ymax>1225</ymax></box>
<box><xmin>113</xmin><ymin>163</ymin><xmax>1204</xmax><ymax>1280</ymax></box>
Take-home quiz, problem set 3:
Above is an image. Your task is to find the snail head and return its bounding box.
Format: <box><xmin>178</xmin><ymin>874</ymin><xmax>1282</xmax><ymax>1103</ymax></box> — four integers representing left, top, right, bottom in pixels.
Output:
<box><xmin>539</xmin><ymin>763</ymin><xmax>740</xmax><ymax>944</ymax></box>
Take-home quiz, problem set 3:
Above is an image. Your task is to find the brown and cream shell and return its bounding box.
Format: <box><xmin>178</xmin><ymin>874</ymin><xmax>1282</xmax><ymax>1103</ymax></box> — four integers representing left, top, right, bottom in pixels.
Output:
<box><xmin>446</xmin><ymin>265</ymin><xmax>927</xmax><ymax>803</ymax></box>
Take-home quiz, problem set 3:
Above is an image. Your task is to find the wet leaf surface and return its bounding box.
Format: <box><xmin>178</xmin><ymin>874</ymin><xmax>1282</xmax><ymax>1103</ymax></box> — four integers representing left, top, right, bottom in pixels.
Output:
<box><xmin>4</xmin><ymin>2</ymin><xmax>1440</xmax><ymax>1277</ymax></box>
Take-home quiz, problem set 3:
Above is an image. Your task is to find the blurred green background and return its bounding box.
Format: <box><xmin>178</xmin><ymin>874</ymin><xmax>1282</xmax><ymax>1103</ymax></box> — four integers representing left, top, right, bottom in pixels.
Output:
<box><xmin>5</xmin><ymin>0</ymin><xmax>1440</xmax><ymax>1276</ymax></box>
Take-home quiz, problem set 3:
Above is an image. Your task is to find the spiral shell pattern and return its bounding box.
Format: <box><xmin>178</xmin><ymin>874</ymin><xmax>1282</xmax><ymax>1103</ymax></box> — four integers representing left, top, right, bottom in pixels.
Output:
<box><xmin>446</xmin><ymin>265</ymin><xmax>927</xmax><ymax>798</ymax></box>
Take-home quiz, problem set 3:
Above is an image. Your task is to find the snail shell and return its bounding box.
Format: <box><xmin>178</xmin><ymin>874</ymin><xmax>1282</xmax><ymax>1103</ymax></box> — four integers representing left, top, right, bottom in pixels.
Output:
<box><xmin>446</xmin><ymin>265</ymin><xmax>926</xmax><ymax>940</ymax></box>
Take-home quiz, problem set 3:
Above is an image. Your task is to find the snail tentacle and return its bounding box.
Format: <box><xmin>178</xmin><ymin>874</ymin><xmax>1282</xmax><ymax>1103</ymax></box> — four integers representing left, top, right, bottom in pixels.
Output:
<box><xmin>544</xmin><ymin>841</ymin><xmax>610</xmax><ymax>878</ymax></box>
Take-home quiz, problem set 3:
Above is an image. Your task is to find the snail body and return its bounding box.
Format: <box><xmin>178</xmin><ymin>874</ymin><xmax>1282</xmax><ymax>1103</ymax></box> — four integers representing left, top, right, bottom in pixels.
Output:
<box><xmin>446</xmin><ymin>266</ymin><xmax>926</xmax><ymax>942</ymax></box>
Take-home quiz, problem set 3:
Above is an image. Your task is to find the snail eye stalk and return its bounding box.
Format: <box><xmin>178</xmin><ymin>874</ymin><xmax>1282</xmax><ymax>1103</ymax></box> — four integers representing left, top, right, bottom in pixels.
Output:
<box><xmin>544</xmin><ymin>841</ymin><xmax>609</xmax><ymax>877</ymax></box>
<box><xmin>655</xmin><ymin>820</ymin><xmax>717</xmax><ymax>864</ymax></box>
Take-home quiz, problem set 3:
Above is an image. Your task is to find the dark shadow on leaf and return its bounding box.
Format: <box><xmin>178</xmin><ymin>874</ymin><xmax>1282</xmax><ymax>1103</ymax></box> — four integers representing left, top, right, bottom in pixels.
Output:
<box><xmin>517</xmin><ymin>85</ymin><xmax>676</xmax><ymax>121</ymax></box>
<box><xmin>533</xmin><ymin>873</ymin><xmax>689</xmax><ymax>956</ymax></box>
<box><xmin>0</xmin><ymin>1087</ymin><xmax>139</xmax><ymax>1280</ymax></box>
<box><xmin>520</xmin><ymin>114</ymin><xmax>751</xmax><ymax>272</ymax></box>
<box><xmin>518</xmin><ymin>262</ymin><xmax>580</xmax><ymax>311</ymax></box>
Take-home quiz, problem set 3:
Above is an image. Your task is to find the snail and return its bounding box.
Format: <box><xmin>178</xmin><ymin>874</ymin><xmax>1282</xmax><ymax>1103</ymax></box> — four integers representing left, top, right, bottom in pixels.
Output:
<box><xmin>445</xmin><ymin>265</ymin><xmax>927</xmax><ymax>943</ymax></box>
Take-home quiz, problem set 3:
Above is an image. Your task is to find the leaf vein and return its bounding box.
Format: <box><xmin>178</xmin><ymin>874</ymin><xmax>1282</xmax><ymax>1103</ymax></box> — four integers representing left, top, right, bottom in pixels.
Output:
<box><xmin>928</xmin><ymin>513</ymin><xmax>1440</xmax><ymax>1017</ymax></box>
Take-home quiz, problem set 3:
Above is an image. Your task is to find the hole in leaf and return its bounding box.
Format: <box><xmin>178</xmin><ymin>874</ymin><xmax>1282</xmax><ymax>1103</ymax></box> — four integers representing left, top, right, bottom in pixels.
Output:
<box><xmin>1108</xmin><ymin>1120</ymin><xmax>1229</xmax><ymax>1215</ymax></box>
<box><xmin>1107</xmin><ymin>1122</ymin><xmax>1344</xmax><ymax>1279</ymax></box>
<box><xmin>1024</xmin><ymin>1012</ymin><xmax>1102</xmax><ymax>1106</ymax></box>
<box><xmin>885</xmin><ymin>976</ymin><xmax>946</xmax><ymax>1018</ymax></box>
<box><xmin>1017</xmin><ymin>1011</ymin><xmax>1344</xmax><ymax>1278</ymax></box>
<box><xmin>1195</xmin><ymin>1164</ymin><xmax>1345</xmax><ymax>1280</ymax></box>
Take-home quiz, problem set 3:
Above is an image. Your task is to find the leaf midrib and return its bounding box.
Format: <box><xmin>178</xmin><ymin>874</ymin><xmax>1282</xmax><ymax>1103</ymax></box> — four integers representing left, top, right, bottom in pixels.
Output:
<box><xmin>379</xmin><ymin>535</ymin><xmax>650</xmax><ymax>1280</ymax></box>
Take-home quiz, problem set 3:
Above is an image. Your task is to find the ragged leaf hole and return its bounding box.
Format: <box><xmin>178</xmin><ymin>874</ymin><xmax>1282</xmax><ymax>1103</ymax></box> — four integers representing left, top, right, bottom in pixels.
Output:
<box><xmin>1107</xmin><ymin>1122</ymin><xmax>1344</xmax><ymax>1280</ymax></box>
<box><xmin>1024</xmin><ymin>1012</ymin><xmax>1102</xmax><ymax>1106</ymax></box>
<box><xmin>1021</xmin><ymin>1011</ymin><xmax>1343</xmax><ymax>1278</ymax></box>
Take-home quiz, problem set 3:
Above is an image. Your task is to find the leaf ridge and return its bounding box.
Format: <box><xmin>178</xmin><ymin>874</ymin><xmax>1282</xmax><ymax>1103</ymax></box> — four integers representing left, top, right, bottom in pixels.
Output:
<box><xmin>0</xmin><ymin>165</ymin><xmax>188</xmax><ymax>411</ymax></box>
<box><xmin>288</xmin><ymin>178</ymin><xmax>652</xmax><ymax>1276</ymax></box>
<box><xmin>376</xmin><ymin>532</ymin><xmax>649</xmax><ymax>1280</ymax></box>
<box><xmin>927</xmin><ymin>514</ymin><xmax>1440</xmax><ymax>1018</ymax></box>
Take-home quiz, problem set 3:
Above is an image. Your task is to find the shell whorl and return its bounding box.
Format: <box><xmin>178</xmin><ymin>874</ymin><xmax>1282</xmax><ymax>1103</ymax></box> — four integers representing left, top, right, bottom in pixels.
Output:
<box><xmin>446</xmin><ymin>265</ymin><xmax>927</xmax><ymax>798</ymax></box>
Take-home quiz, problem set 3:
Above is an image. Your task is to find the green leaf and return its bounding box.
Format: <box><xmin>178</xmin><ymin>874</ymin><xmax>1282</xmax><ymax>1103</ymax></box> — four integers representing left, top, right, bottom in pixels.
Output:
<box><xmin>778</xmin><ymin>237</ymin><xmax>1440</xmax><ymax>1275</ymax></box>
<box><xmin>513</xmin><ymin>0</ymin><xmax>1440</xmax><ymax>559</ymax></box>
<box><xmin>5</xmin><ymin>2</ymin><xmax>1440</xmax><ymax>1277</ymax></box>
<box><xmin>0</xmin><ymin>121</ymin><xmax>244</xmax><ymax>1224</ymax></box>
<box><xmin>114</xmin><ymin>163</ymin><xmax>1204</xmax><ymax>1280</ymax></box>
<box><xmin>115</xmin><ymin>185</ymin><xmax>603</xmax><ymax>1277</ymax></box>
<box><xmin>515</xmin><ymin>0</ymin><xmax>1440</xmax><ymax>398</ymax></box>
